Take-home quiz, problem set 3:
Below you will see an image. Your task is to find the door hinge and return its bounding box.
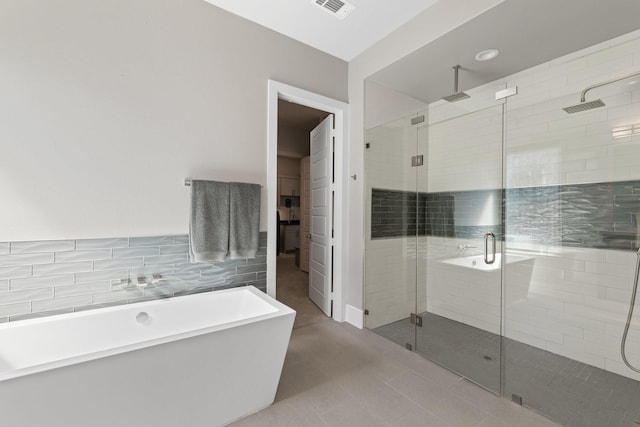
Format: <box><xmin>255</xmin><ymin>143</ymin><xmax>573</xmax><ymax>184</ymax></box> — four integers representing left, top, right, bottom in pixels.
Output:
<box><xmin>364</xmin><ymin>309</ymin><xmax>369</xmax><ymax>315</ymax></box>
<box><xmin>411</xmin><ymin>155</ymin><xmax>424</xmax><ymax>167</ymax></box>
<box><xmin>410</xmin><ymin>313</ymin><xmax>423</xmax><ymax>327</ymax></box>
<box><xmin>411</xmin><ymin>115</ymin><xmax>425</xmax><ymax>125</ymax></box>
<box><xmin>405</xmin><ymin>343</ymin><xmax>413</xmax><ymax>351</ymax></box>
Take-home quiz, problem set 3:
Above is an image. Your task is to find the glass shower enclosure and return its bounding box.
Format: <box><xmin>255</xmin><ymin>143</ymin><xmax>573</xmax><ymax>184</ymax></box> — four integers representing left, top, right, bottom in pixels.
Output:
<box><xmin>364</xmin><ymin>43</ymin><xmax>640</xmax><ymax>426</ymax></box>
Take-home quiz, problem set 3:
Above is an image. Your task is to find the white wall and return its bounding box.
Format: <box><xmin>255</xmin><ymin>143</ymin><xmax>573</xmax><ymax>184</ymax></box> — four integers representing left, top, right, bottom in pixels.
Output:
<box><xmin>364</xmin><ymin>80</ymin><xmax>426</xmax><ymax>130</ymax></box>
<box><xmin>0</xmin><ymin>0</ymin><xmax>347</xmax><ymax>242</ymax></box>
<box><xmin>348</xmin><ymin>0</ymin><xmax>506</xmax><ymax>312</ymax></box>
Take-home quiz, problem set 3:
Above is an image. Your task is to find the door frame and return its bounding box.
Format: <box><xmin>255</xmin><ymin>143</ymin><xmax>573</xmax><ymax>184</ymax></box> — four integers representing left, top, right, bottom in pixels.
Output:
<box><xmin>267</xmin><ymin>80</ymin><xmax>349</xmax><ymax>322</ymax></box>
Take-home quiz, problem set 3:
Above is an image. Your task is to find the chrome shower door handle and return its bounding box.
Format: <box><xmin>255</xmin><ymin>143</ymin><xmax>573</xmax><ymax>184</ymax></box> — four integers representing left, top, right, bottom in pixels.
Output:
<box><xmin>484</xmin><ymin>232</ymin><xmax>496</xmax><ymax>264</ymax></box>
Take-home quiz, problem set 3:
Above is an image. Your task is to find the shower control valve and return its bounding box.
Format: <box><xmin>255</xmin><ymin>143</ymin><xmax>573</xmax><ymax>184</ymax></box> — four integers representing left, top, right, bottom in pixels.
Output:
<box><xmin>458</xmin><ymin>244</ymin><xmax>478</xmax><ymax>249</ymax></box>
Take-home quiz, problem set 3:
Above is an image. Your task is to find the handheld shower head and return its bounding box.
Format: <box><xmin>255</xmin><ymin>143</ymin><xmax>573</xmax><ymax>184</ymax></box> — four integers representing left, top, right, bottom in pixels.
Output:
<box><xmin>443</xmin><ymin>65</ymin><xmax>470</xmax><ymax>103</ymax></box>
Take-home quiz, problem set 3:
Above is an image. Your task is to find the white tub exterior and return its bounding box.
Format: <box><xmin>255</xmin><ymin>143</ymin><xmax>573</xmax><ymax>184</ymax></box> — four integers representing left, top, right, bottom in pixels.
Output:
<box><xmin>0</xmin><ymin>286</ymin><xmax>295</xmax><ymax>427</ymax></box>
<box><xmin>428</xmin><ymin>253</ymin><xmax>535</xmax><ymax>334</ymax></box>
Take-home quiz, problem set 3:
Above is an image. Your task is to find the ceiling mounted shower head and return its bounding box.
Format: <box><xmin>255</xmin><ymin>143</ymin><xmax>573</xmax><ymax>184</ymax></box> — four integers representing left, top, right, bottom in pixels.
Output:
<box><xmin>442</xmin><ymin>65</ymin><xmax>470</xmax><ymax>103</ymax></box>
<box><xmin>442</xmin><ymin>91</ymin><xmax>471</xmax><ymax>103</ymax></box>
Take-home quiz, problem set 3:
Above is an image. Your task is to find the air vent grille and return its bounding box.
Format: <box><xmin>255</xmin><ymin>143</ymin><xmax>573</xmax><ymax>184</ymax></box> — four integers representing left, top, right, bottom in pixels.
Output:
<box><xmin>324</xmin><ymin>0</ymin><xmax>344</xmax><ymax>13</ymax></box>
<box><xmin>313</xmin><ymin>0</ymin><xmax>356</xmax><ymax>19</ymax></box>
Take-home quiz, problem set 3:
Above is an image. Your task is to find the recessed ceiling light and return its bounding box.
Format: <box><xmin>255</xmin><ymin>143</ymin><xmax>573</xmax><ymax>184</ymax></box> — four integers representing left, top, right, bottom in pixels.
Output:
<box><xmin>475</xmin><ymin>49</ymin><xmax>500</xmax><ymax>62</ymax></box>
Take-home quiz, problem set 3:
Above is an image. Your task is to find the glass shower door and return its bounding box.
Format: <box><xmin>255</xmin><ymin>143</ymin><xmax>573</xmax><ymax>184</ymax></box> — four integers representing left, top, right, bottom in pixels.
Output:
<box><xmin>364</xmin><ymin>113</ymin><xmax>419</xmax><ymax>351</ymax></box>
<box><xmin>415</xmin><ymin>103</ymin><xmax>505</xmax><ymax>393</ymax></box>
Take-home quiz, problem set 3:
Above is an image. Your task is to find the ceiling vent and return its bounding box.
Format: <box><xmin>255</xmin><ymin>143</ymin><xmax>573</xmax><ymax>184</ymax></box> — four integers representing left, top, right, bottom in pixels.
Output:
<box><xmin>313</xmin><ymin>0</ymin><xmax>356</xmax><ymax>20</ymax></box>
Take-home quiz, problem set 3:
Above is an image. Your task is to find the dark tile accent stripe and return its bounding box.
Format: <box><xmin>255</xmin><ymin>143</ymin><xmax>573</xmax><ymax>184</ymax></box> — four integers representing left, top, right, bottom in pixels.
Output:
<box><xmin>506</xmin><ymin>180</ymin><xmax>640</xmax><ymax>250</ymax></box>
<box><xmin>371</xmin><ymin>189</ymin><xmax>420</xmax><ymax>238</ymax></box>
<box><xmin>372</xmin><ymin>180</ymin><xmax>640</xmax><ymax>251</ymax></box>
<box><xmin>371</xmin><ymin>188</ymin><xmax>502</xmax><ymax>240</ymax></box>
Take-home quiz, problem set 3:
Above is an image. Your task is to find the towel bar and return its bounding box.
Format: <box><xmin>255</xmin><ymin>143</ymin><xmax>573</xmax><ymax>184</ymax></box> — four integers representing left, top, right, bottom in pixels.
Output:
<box><xmin>184</xmin><ymin>179</ymin><xmax>263</xmax><ymax>188</ymax></box>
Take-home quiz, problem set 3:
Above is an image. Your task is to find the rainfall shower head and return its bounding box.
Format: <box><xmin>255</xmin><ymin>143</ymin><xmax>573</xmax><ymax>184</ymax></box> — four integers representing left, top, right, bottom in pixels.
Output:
<box><xmin>443</xmin><ymin>65</ymin><xmax>470</xmax><ymax>103</ymax></box>
<box><xmin>563</xmin><ymin>99</ymin><xmax>606</xmax><ymax>114</ymax></box>
<box><xmin>443</xmin><ymin>91</ymin><xmax>471</xmax><ymax>103</ymax></box>
<box><xmin>563</xmin><ymin>70</ymin><xmax>640</xmax><ymax>114</ymax></box>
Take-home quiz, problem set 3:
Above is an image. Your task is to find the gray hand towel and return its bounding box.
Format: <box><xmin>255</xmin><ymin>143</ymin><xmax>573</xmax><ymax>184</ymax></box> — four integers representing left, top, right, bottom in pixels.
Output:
<box><xmin>229</xmin><ymin>182</ymin><xmax>261</xmax><ymax>259</ymax></box>
<box><xmin>189</xmin><ymin>180</ymin><xmax>230</xmax><ymax>262</ymax></box>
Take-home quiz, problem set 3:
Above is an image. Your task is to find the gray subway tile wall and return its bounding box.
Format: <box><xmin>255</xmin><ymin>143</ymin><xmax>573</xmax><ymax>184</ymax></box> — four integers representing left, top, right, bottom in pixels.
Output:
<box><xmin>112</xmin><ymin>247</ymin><xmax>160</xmax><ymax>259</ymax></box>
<box><xmin>10</xmin><ymin>240</ymin><xmax>75</xmax><ymax>254</ymax></box>
<box><xmin>0</xmin><ymin>266</ymin><xmax>32</xmax><ymax>280</ymax></box>
<box><xmin>371</xmin><ymin>180</ymin><xmax>640</xmax><ymax>250</ymax></box>
<box><xmin>75</xmin><ymin>237</ymin><xmax>129</xmax><ymax>250</ymax></box>
<box><xmin>129</xmin><ymin>236</ymin><xmax>176</xmax><ymax>247</ymax></box>
<box><xmin>10</xmin><ymin>275</ymin><xmax>75</xmax><ymax>290</ymax></box>
<box><xmin>371</xmin><ymin>188</ymin><xmax>501</xmax><ymax>240</ymax></box>
<box><xmin>507</xmin><ymin>180</ymin><xmax>640</xmax><ymax>250</ymax></box>
<box><xmin>33</xmin><ymin>261</ymin><xmax>94</xmax><ymax>276</ymax></box>
<box><xmin>370</xmin><ymin>189</ymin><xmax>420</xmax><ymax>238</ymax></box>
<box><xmin>0</xmin><ymin>232</ymin><xmax>267</xmax><ymax>322</ymax></box>
<box><xmin>0</xmin><ymin>252</ymin><xmax>55</xmax><ymax>266</ymax></box>
<box><xmin>55</xmin><ymin>249</ymin><xmax>112</xmax><ymax>262</ymax></box>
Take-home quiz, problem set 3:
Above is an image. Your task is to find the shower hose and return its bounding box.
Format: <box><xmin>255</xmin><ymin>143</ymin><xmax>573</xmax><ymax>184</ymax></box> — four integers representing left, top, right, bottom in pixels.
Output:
<box><xmin>621</xmin><ymin>248</ymin><xmax>640</xmax><ymax>373</ymax></box>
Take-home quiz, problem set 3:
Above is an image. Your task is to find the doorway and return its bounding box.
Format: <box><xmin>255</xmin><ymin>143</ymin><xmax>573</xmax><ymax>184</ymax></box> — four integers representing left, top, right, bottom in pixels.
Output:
<box><xmin>266</xmin><ymin>80</ymin><xmax>349</xmax><ymax>322</ymax></box>
<box><xmin>275</xmin><ymin>100</ymin><xmax>330</xmax><ymax>327</ymax></box>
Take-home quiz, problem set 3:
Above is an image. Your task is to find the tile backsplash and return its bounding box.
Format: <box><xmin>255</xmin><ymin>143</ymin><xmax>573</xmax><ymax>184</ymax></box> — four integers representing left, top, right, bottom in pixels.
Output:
<box><xmin>372</xmin><ymin>180</ymin><xmax>640</xmax><ymax>250</ymax></box>
<box><xmin>0</xmin><ymin>232</ymin><xmax>267</xmax><ymax>322</ymax></box>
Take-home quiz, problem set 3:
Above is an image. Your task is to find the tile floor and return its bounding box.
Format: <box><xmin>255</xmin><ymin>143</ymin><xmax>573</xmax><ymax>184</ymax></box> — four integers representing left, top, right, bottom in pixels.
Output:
<box><xmin>229</xmin><ymin>255</ymin><xmax>560</xmax><ymax>427</ymax></box>
<box><xmin>375</xmin><ymin>312</ymin><xmax>640</xmax><ymax>427</ymax></box>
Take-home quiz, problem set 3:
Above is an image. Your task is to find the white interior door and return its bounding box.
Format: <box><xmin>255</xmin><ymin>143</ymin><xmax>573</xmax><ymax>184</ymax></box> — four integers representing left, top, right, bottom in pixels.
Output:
<box><xmin>309</xmin><ymin>115</ymin><xmax>333</xmax><ymax>316</ymax></box>
<box><xmin>300</xmin><ymin>156</ymin><xmax>311</xmax><ymax>273</ymax></box>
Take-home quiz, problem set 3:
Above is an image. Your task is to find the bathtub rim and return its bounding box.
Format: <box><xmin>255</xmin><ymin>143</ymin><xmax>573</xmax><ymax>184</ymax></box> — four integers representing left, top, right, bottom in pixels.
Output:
<box><xmin>437</xmin><ymin>253</ymin><xmax>533</xmax><ymax>271</ymax></box>
<box><xmin>0</xmin><ymin>286</ymin><xmax>295</xmax><ymax>382</ymax></box>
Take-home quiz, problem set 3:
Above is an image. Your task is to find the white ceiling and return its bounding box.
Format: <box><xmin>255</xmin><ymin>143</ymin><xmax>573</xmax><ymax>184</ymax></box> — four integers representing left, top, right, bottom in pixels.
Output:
<box><xmin>201</xmin><ymin>0</ymin><xmax>440</xmax><ymax>61</ymax></box>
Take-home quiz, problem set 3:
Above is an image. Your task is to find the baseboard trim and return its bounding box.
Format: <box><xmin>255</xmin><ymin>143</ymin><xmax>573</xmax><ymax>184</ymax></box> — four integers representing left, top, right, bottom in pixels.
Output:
<box><xmin>345</xmin><ymin>304</ymin><xmax>364</xmax><ymax>329</ymax></box>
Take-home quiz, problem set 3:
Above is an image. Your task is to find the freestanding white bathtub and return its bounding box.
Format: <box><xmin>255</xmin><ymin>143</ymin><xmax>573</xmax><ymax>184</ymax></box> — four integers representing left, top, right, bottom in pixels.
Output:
<box><xmin>0</xmin><ymin>286</ymin><xmax>295</xmax><ymax>427</ymax></box>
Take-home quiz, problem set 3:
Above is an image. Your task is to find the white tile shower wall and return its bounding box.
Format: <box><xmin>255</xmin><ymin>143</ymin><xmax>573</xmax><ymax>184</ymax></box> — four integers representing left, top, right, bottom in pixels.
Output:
<box><xmin>501</xmin><ymin>30</ymin><xmax>640</xmax><ymax>382</ymax></box>
<box><xmin>422</xmin><ymin>29</ymin><xmax>640</xmax><ymax>189</ymax></box>
<box><xmin>0</xmin><ymin>233</ymin><xmax>267</xmax><ymax>322</ymax></box>
<box><xmin>364</xmin><ymin>237</ymin><xmax>419</xmax><ymax>329</ymax></box>
<box><xmin>504</xmin><ymin>245</ymin><xmax>640</xmax><ymax>382</ymax></box>
<box><xmin>504</xmin><ymin>32</ymin><xmax>640</xmax><ymax>188</ymax></box>
<box><xmin>365</xmin><ymin>116</ymin><xmax>418</xmax><ymax>192</ymax></box>
<box><xmin>420</xmin><ymin>100</ymin><xmax>504</xmax><ymax>193</ymax></box>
